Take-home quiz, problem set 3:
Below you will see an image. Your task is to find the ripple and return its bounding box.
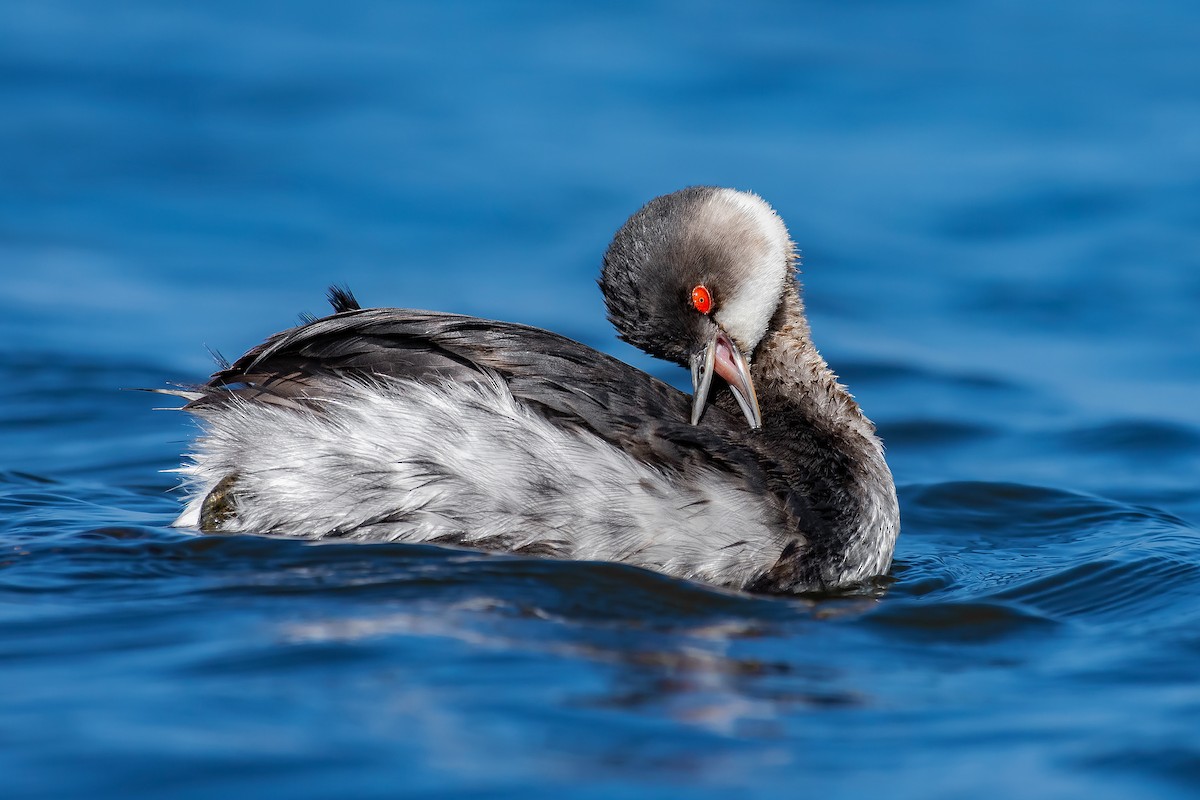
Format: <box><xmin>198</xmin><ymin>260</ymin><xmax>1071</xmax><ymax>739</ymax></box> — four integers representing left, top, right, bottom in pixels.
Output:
<box><xmin>863</xmin><ymin>599</ymin><xmax>1056</xmax><ymax>643</ymax></box>
<box><xmin>1054</xmin><ymin>419</ymin><xmax>1200</xmax><ymax>460</ymax></box>
<box><xmin>902</xmin><ymin>481</ymin><xmax>1185</xmax><ymax>538</ymax></box>
<box><xmin>837</xmin><ymin>358</ymin><xmax>1027</xmax><ymax>394</ymax></box>
<box><xmin>1078</xmin><ymin>746</ymin><xmax>1200</xmax><ymax>793</ymax></box>
<box><xmin>879</xmin><ymin>418</ymin><xmax>999</xmax><ymax>447</ymax></box>
<box><xmin>0</xmin><ymin>470</ymin><xmax>59</xmax><ymax>487</ymax></box>
<box><xmin>895</xmin><ymin>481</ymin><xmax>1200</xmax><ymax>626</ymax></box>
<box><xmin>992</xmin><ymin>557</ymin><xmax>1200</xmax><ymax>624</ymax></box>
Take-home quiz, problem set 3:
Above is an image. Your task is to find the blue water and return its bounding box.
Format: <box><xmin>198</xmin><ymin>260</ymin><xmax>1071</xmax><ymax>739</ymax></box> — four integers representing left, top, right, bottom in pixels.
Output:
<box><xmin>3</xmin><ymin>1</ymin><xmax>1199</xmax><ymax>797</ymax></box>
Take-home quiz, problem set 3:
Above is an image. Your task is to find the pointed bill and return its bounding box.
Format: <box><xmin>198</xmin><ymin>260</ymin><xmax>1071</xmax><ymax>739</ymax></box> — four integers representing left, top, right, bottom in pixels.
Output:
<box><xmin>689</xmin><ymin>337</ymin><xmax>718</xmax><ymax>426</ymax></box>
<box><xmin>689</xmin><ymin>328</ymin><xmax>762</xmax><ymax>430</ymax></box>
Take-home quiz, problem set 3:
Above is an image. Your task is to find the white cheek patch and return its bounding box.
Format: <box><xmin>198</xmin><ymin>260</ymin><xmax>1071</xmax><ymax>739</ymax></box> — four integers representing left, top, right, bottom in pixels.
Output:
<box><xmin>703</xmin><ymin>189</ymin><xmax>793</xmax><ymax>355</ymax></box>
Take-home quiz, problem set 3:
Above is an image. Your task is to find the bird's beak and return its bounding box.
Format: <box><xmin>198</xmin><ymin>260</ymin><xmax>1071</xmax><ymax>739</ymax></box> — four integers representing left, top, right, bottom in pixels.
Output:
<box><xmin>689</xmin><ymin>327</ymin><xmax>762</xmax><ymax>430</ymax></box>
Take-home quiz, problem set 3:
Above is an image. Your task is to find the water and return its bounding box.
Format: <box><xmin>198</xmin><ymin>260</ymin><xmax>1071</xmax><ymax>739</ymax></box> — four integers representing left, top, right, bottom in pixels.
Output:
<box><xmin>2</xmin><ymin>1</ymin><xmax>1199</xmax><ymax>797</ymax></box>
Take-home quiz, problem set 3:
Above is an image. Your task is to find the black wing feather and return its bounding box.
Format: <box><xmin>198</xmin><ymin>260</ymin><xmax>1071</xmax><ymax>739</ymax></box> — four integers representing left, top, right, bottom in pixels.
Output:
<box><xmin>327</xmin><ymin>285</ymin><xmax>361</xmax><ymax>313</ymax></box>
<box><xmin>187</xmin><ymin>307</ymin><xmax>820</xmax><ymax>536</ymax></box>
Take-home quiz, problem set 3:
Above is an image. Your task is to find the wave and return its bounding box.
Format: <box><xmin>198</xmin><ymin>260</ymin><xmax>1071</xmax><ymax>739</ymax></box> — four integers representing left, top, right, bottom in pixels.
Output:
<box><xmin>892</xmin><ymin>481</ymin><xmax>1200</xmax><ymax>630</ymax></box>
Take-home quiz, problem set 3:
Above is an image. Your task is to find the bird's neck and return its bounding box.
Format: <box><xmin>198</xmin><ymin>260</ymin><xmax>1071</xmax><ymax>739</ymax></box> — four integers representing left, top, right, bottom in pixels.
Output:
<box><xmin>751</xmin><ymin>291</ymin><xmax>879</xmax><ymax>443</ymax></box>
<box><xmin>740</xmin><ymin>289</ymin><xmax>899</xmax><ymax>588</ymax></box>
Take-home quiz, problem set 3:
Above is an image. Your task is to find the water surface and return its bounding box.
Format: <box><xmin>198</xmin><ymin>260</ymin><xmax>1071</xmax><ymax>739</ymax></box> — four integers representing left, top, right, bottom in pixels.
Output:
<box><xmin>2</xmin><ymin>2</ymin><xmax>1199</xmax><ymax>797</ymax></box>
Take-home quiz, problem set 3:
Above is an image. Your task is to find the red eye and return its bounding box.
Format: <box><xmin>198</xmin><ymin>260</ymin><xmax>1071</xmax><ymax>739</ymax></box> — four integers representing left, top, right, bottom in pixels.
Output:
<box><xmin>691</xmin><ymin>285</ymin><xmax>713</xmax><ymax>314</ymax></box>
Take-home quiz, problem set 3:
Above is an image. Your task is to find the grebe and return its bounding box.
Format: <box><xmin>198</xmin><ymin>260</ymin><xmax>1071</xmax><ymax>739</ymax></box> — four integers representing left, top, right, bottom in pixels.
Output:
<box><xmin>169</xmin><ymin>187</ymin><xmax>899</xmax><ymax>593</ymax></box>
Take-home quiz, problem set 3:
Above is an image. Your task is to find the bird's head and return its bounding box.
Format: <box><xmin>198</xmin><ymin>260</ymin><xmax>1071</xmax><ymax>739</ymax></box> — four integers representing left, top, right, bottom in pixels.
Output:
<box><xmin>600</xmin><ymin>186</ymin><xmax>797</xmax><ymax>429</ymax></box>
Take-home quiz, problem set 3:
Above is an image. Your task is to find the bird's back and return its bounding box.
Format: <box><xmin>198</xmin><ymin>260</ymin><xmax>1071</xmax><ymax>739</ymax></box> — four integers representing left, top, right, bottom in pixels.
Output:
<box><xmin>176</xmin><ymin>308</ymin><xmax>816</xmax><ymax>589</ymax></box>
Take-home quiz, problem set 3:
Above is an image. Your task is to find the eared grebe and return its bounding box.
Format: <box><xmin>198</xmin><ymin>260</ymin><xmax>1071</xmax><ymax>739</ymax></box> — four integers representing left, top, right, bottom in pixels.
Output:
<box><xmin>169</xmin><ymin>187</ymin><xmax>899</xmax><ymax>593</ymax></box>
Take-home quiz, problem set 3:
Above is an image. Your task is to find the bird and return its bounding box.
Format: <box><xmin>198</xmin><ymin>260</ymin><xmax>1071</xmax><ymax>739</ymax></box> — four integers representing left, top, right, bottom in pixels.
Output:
<box><xmin>167</xmin><ymin>187</ymin><xmax>899</xmax><ymax>594</ymax></box>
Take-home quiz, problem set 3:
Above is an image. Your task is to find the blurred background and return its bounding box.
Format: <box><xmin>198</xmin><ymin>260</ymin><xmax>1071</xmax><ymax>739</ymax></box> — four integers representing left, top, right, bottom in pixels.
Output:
<box><xmin>3</xmin><ymin>0</ymin><xmax>1198</xmax><ymax>503</ymax></box>
<box><xmin>2</xmin><ymin>2</ymin><xmax>1199</xmax><ymax>798</ymax></box>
